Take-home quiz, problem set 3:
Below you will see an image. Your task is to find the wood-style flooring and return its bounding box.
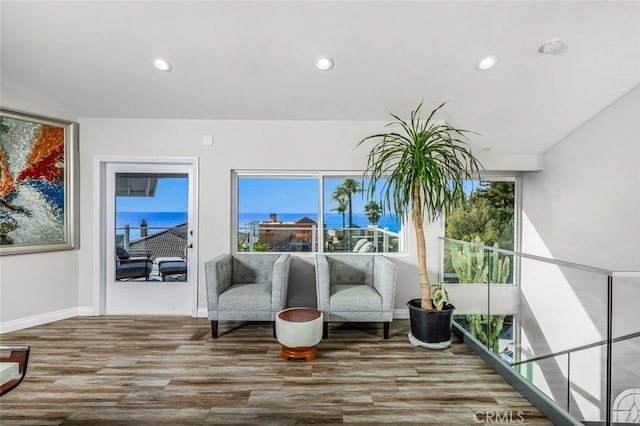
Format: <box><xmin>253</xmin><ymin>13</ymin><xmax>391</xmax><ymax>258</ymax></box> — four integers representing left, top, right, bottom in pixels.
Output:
<box><xmin>0</xmin><ymin>316</ymin><xmax>551</xmax><ymax>425</ymax></box>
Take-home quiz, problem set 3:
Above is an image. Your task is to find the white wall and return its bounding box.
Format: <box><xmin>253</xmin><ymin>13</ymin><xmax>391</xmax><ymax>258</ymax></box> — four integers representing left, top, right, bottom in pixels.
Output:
<box><xmin>519</xmin><ymin>84</ymin><xmax>640</xmax><ymax>420</ymax></box>
<box><xmin>1</xmin><ymin>106</ymin><xmax>542</xmax><ymax>324</ymax></box>
<box><xmin>522</xmin><ymin>84</ymin><xmax>640</xmax><ymax>271</ymax></box>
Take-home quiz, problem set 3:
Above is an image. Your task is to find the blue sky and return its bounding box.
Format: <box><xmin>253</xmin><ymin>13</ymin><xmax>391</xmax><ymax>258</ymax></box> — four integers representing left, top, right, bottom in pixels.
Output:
<box><xmin>117</xmin><ymin>176</ymin><xmax>483</xmax><ymax>214</ymax></box>
<box><xmin>116</xmin><ymin>178</ymin><xmax>188</xmax><ymax>212</ymax></box>
<box><xmin>238</xmin><ymin>178</ymin><xmax>318</xmax><ymax>213</ymax></box>
<box><xmin>239</xmin><ymin>177</ymin><xmax>387</xmax><ymax>215</ymax></box>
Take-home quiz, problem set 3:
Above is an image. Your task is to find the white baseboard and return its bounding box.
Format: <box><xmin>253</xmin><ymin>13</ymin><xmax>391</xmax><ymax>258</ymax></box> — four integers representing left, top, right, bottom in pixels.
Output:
<box><xmin>196</xmin><ymin>308</ymin><xmax>208</xmax><ymax>318</ymax></box>
<box><xmin>1</xmin><ymin>306</ymin><xmax>94</xmax><ymax>334</ymax></box>
<box><xmin>78</xmin><ymin>306</ymin><xmax>99</xmax><ymax>317</ymax></box>
<box><xmin>394</xmin><ymin>308</ymin><xmax>409</xmax><ymax>319</ymax></box>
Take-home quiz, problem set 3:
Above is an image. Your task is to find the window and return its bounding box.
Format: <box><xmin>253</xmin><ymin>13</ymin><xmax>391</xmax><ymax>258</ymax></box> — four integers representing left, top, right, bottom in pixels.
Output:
<box><xmin>235</xmin><ymin>172</ymin><xmax>403</xmax><ymax>253</ymax></box>
<box><xmin>237</xmin><ymin>175</ymin><xmax>319</xmax><ymax>252</ymax></box>
<box><xmin>323</xmin><ymin>177</ymin><xmax>401</xmax><ymax>253</ymax></box>
<box><xmin>443</xmin><ymin>176</ymin><xmax>518</xmax><ymax>284</ymax></box>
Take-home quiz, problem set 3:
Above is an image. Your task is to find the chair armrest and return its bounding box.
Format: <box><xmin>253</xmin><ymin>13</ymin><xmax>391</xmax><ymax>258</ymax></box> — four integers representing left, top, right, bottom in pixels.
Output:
<box><xmin>373</xmin><ymin>255</ymin><xmax>397</xmax><ymax>312</ymax></box>
<box><xmin>204</xmin><ymin>254</ymin><xmax>233</xmax><ymax>310</ymax></box>
<box><xmin>0</xmin><ymin>346</ymin><xmax>30</xmax><ymax>396</ymax></box>
<box><xmin>271</xmin><ymin>254</ymin><xmax>291</xmax><ymax>311</ymax></box>
<box><xmin>315</xmin><ymin>255</ymin><xmax>331</xmax><ymax>311</ymax></box>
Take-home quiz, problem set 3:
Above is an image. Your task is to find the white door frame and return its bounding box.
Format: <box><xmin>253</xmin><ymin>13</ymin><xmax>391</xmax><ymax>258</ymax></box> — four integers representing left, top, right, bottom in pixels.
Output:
<box><xmin>93</xmin><ymin>156</ymin><xmax>199</xmax><ymax>316</ymax></box>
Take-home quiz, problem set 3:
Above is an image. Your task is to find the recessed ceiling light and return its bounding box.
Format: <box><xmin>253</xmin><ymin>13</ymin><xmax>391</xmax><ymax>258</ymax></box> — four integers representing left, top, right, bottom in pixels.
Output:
<box><xmin>153</xmin><ymin>58</ymin><xmax>172</xmax><ymax>72</ymax></box>
<box><xmin>538</xmin><ymin>38</ymin><xmax>566</xmax><ymax>55</ymax></box>
<box><xmin>316</xmin><ymin>56</ymin><xmax>334</xmax><ymax>71</ymax></box>
<box><xmin>475</xmin><ymin>56</ymin><xmax>498</xmax><ymax>71</ymax></box>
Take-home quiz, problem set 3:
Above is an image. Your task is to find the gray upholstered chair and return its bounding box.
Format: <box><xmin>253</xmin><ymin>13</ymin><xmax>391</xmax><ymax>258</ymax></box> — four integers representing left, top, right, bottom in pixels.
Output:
<box><xmin>205</xmin><ymin>253</ymin><xmax>291</xmax><ymax>338</ymax></box>
<box><xmin>315</xmin><ymin>254</ymin><xmax>397</xmax><ymax>339</ymax></box>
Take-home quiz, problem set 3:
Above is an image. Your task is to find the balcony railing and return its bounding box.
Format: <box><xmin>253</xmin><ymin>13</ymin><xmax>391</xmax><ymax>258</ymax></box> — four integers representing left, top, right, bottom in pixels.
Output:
<box><xmin>238</xmin><ymin>222</ymin><xmax>399</xmax><ymax>253</ymax></box>
<box><xmin>116</xmin><ymin>223</ymin><xmax>187</xmax><ymax>261</ymax></box>
<box><xmin>440</xmin><ymin>237</ymin><xmax>640</xmax><ymax>425</ymax></box>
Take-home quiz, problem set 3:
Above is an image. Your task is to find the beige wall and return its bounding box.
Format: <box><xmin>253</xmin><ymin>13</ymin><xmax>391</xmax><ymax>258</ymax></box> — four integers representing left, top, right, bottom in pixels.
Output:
<box><xmin>0</xmin><ymin>98</ymin><xmax>81</xmax><ymax>328</ymax></box>
<box><xmin>0</xmin><ymin>99</ymin><xmax>542</xmax><ymax>325</ymax></box>
<box><xmin>0</xmin><ymin>80</ymin><xmax>540</xmax><ymax>330</ymax></box>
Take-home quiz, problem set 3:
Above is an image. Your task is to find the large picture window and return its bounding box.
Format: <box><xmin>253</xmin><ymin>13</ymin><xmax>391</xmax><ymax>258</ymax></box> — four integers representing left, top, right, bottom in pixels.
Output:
<box><xmin>235</xmin><ymin>172</ymin><xmax>403</xmax><ymax>253</ymax></box>
<box><xmin>443</xmin><ymin>176</ymin><xmax>518</xmax><ymax>284</ymax></box>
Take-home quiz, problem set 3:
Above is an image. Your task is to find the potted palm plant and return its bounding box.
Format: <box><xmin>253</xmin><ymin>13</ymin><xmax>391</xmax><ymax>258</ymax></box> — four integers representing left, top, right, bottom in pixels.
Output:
<box><xmin>357</xmin><ymin>101</ymin><xmax>482</xmax><ymax>349</ymax></box>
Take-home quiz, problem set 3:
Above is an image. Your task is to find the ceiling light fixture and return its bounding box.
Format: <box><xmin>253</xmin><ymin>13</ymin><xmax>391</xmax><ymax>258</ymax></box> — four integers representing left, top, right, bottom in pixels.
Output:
<box><xmin>316</xmin><ymin>56</ymin><xmax>334</xmax><ymax>71</ymax></box>
<box><xmin>475</xmin><ymin>56</ymin><xmax>498</xmax><ymax>71</ymax></box>
<box><xmin>153</xmin><ymin>58</ymin><xmax>172</xmax><ymax>72</ymax></box>
<box><xmin>538</xmin><ymin>38</ymin><xmax>566</xmax><ymax>55</ymax></box>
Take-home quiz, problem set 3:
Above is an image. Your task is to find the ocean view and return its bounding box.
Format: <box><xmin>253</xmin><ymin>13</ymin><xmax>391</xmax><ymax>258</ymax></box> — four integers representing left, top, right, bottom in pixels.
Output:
<box><xmin>117</xmin><ymin>212</ymin><xmax>188</xmax><ymax>240</ymax></box>
<box><xmin>117</xmin><ymin>211</ymin><xmax>402</xmax><ymax>240</ymax></box>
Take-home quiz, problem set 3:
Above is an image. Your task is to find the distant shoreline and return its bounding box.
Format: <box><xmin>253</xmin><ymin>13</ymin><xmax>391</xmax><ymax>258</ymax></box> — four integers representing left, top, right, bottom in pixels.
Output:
<box><xmin>116</xmin><ymin>211</ymin><xmax>401</xmax><ymax>235</ymax></box>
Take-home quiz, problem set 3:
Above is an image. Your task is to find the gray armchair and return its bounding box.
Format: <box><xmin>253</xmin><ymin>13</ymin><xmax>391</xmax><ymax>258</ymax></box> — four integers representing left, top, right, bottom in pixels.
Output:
<box><xmin>315</xmin><ymin>254</ymin><xmax>397</xmax><ymax>339</ymax></box>
<box><xmin>205</xmin><ymin>253</ymin><xmax>291</xmax><ymax>338</ymax></box>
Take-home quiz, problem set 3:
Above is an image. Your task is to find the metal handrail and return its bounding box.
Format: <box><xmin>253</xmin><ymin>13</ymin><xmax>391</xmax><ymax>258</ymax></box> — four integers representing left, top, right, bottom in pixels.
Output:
<box><xmin>511</xmin><ymin>331</ymin><xmax>640</xmax><ymax>366</ymax></box>
<box><xmin>440</xmin><ymin>237</ymin><xmax>613</xmax><ymax>275</ymax></box>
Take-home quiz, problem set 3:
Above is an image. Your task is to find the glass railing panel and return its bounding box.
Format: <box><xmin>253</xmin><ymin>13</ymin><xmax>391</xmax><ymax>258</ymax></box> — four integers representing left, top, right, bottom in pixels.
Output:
<box><xmin>439</xmin><ymin>237</ymin><xmax>632</xmax><ymax>424</ymax></box>
<box><xmin>444</xmin><ymin>238</ymin><xmax>516</xmax><ymax>356</ymax></box>
<box><xmin>443</xmin><ymin>238</ymin><xmax>511</xmax><ymax>284</ymax></box>
<box><xmin>611</xmin><ymin>272</ymin><xmax>640</xmax><ymax>424</ymax></box>
<box><xmin>515</xmin><ymin>354</ymin><xmax>570</xmax><ymax>413</ymax></box>
<box><xmin>568</xmin><ymin>345</ymin><xmax>608</xmax><ymax>423</ymax></box>
<box><xmin>454</xmin><ymin>314</ymin><xmax>515</xmax><ymax>359</ymax></box>
<box><xmin>611</xmin><ymin>335</ymin><xmax>640</xmax><ymax>424</ymax></box>
<box><xmin>518</xmin><ymin>258</ymin><xmax>609</xmax><ymax>361</ymax></box>
<box><xmin>612</xmin><ymin>273</ymin><xmax>640</xmax><ymax>340</ymax></box>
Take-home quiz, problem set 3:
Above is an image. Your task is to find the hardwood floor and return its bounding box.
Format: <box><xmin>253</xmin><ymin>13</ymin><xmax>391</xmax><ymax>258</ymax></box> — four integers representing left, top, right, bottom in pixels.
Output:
<box><xmin>0</xmin><ymin>316</ymin><xmax>551</xmax><ymax>425</ymax></box>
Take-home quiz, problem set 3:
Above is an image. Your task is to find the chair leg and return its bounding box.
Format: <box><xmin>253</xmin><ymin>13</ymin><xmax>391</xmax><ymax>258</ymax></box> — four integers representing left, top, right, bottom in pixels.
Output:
<box><xmin>383</xmin><ymin>322</ymin><xmax>390</xmax><ymax>339</ymax></box>
<box><xmin>323</xmin><ymin>322</ymin><xmax>328</xmax><ymax>339</ymax></box>
<box><xmin>211</xmin><ymin>321</ymin><xmax>218</xmax><ymax>338</ymax></box>
<box><xmin>272</xmin><ymin>321</ymin><xmax>276</xmax><ymax>339</ymax></box>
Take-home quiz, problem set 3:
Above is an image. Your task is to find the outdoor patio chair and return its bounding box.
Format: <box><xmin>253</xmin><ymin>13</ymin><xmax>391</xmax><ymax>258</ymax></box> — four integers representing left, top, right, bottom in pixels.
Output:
<box><xmin>204</xmin><ymin>253</ymin><xmax>291</xmax><ymax>338</ymax></box>
<box><xmin>352</xmin><ymin>238</ymin><xmax>369</xmax><ymax>252</ymax></box>
<box><xmin>315</xmin><ymin>253</ymin><xmax>396</xmax><ymax>339</ymax></box>
<box><xmin>115</xmin><ymin>246</ymin><xmax>152</xmax><ymax>281</ymax></box>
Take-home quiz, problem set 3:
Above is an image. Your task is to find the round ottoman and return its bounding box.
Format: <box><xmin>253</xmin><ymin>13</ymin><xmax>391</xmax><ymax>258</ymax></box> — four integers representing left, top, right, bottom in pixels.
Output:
<box><xmin>275</xmin><ymin>308</ymin><xmax>323</xmax><ymax>361</ymax></box>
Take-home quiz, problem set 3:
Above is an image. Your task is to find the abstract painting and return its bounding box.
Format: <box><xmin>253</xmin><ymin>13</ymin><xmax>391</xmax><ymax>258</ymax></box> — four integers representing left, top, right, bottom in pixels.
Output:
<box><xmin>0</xmin><ymin>109</ymin><xmax>78</xmax><ymax>255</ymax></box>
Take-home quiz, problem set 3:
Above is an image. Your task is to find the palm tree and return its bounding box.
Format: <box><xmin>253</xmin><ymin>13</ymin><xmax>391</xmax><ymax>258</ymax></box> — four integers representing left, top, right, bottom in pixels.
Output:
<box><xmin>364</xmin><ymin>200</ymin><xmax>382</xmax><ymax>225</ymax></box>
<box><xmin>358</xmin><ymin>101</ymin><xmax>482</xmax><ymax>310</ymax></box>
<box><xmin>330</xmin><ymin>195</ymin><xmax>348</xmax><ymax>228</ymax></box>
<box><xmin>332</xmin><ymin>179</ymin><xmax>363</xmax><ymax>228</ymax></box>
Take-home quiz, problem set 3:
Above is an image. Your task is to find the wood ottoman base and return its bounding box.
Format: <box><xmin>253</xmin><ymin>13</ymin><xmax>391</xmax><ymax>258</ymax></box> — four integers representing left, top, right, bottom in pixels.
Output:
<box><xmin>280</xmin><ymin>345</ymin><xmax>318</xmax><ymax>362</ymax></box>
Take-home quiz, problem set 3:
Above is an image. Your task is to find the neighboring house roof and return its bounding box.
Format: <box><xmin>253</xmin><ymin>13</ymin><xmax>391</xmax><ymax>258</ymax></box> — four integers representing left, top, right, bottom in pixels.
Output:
<box><xmin>296</xmin><ymin>216</ymin><xmax>317</xmax><ymax>224</ymax></box>
<box><xmin>128</xmin><ymin>223</ymin><xmax>187</xmax><ymax>260</ymax></box>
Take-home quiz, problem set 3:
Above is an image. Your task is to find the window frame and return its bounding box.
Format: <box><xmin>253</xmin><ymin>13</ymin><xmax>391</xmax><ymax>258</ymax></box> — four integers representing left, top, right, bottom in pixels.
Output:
<box><xmin>442</xmin><ymin>173</ymin><xmax>522</xmax><ymax>285</ymax></box>
<box><xmin>232</xmin><ymin>170</ymin><xmax>405</xmax><ymax>255</ymax></box>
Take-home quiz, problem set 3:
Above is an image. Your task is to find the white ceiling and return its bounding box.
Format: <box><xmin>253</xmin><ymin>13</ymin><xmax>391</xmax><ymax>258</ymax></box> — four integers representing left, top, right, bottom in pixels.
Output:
<box><xmin>2</xmin><ymin>1</ymin><xmax>640</xmax><ymax>155</ymax></box>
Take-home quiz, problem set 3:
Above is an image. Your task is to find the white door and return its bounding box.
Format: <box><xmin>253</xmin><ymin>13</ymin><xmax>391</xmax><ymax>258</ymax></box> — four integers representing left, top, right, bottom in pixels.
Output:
<box><xmin>104</xmin><ymin>160</ymin><xmax>198</xmax><ymax>315</ymax></box>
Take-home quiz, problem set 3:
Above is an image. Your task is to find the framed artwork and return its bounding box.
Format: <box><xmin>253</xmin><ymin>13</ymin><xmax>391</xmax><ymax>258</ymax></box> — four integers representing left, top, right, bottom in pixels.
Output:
<box><xmin>0</xmin><ymin>108</ymin><xmax>78</xmax><ymax>255</ymax></box>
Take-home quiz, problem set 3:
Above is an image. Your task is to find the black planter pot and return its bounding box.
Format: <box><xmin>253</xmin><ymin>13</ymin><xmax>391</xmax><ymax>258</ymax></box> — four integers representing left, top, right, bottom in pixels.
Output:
<box><xmin>407</xmin><ymin>298</ymin><xmax>455</xmax><ymax>349</ymax></box>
